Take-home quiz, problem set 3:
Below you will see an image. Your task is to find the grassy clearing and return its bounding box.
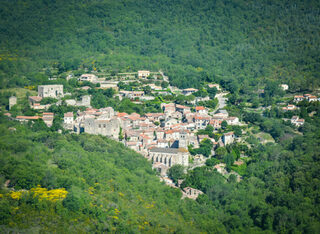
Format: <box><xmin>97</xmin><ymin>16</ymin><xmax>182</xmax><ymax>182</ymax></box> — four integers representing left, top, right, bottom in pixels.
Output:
<box><xmin>0</xmin><ymin>88</ymin><xmax>37</xmax><ymax>99</ymax></box>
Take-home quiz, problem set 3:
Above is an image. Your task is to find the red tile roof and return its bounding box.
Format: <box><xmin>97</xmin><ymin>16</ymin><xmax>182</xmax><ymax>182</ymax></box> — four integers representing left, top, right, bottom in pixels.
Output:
<box><xmin>16</xmin><ymin>116</ymin><xmax>40</xmax><ymax>120</ymax></box>
<box><xmin>195</xmin><ymin>106</ymin><xmax>205</xmax><ymax>111</ymax></box>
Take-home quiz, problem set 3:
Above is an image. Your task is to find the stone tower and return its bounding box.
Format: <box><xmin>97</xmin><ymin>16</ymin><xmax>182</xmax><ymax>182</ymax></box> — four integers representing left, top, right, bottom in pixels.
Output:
<box><xmin>9</xmin><ymin>96</ymin><xmax>17</xmax><ymax>110</ymax></box>
<box><xmin>81</xmin><ymin>95</ymin><xmax>91</xmax><ymax>107</ymax></box>
<box><xmin>178</xmin><ymin>131</ymin><xmax>188</xmax><ymax>149</ymax></box>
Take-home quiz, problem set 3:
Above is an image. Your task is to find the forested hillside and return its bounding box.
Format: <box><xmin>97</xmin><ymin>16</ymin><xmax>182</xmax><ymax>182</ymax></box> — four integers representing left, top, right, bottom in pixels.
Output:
<box><xmin>0</xmin><ymin>115</ymin><xmax>203</xmax><ymax>232</ymax></box>
<box><xmin>1</xmin><ymin>103</ymin><xmax>320</xmax><ymax>232</ymax></box>
<box><xmin>1</xmin><ymin>0</ymin><xmax>320</xmax><ymax>233</ymax></box>
<box><xmin>0</xmin><ymin>0</ymin><xmax>320</xmax><ymax>90</ymax></box>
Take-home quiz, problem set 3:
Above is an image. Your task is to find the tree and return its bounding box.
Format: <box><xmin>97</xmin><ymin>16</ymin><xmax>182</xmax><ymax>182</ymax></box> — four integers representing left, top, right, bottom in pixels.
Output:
<box><xmin>119</xmin><ymin>127</ymin><xmax>124</xmax><ymax>141</ymax></box>
<box><xmin>233</xmin><ymin>126</ymin><xmax>242</xmax><ymax>137</ymax></box>
<box><xmin>205</xmin><ymin>157</ymin><xmax>219</xmax><ymax>167</ymax></box>
<box><xmin>221</xmin><ymin>120</ymin><xmax>228</xmax><ymax>129</ymax></box>
<box><xmin>168</xmin><ymin>165</ymin><xmax>185</xmax><ymax>184</ymax></box>
<box><xmin>161</xmin><ymin>81</ymin><xmax>169</xmax><ymax>89</ymax></box>
<box><xmin>223</xmin><ymin>153</ymin><xmax>235</xmax><ymax>169</ymax></box>
<box><xmin>215</xmin><ymin>147</ymin><xmax>227</xmax><ymax>159</ymax></box>
<box><xmin>143</xmin><ymin>85</ymin><xmax>152</xmax><ymax>95</ymax></box>
<box><xmin>207</xmin><ymin>87</ymin><xmax>217</xmax><ymax>99</ymax></box>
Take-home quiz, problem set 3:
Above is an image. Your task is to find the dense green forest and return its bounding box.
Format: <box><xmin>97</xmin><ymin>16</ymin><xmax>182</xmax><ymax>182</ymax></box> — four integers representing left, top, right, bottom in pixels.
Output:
<box><xmin>1</xmin><ymin>0</ymin><xmax>320</xmax><ymax>233</ymax></box>
<box><xmin>0</xmin><ymin>0</ymin><xmax>320</xmax><ymax>90</ymax></box>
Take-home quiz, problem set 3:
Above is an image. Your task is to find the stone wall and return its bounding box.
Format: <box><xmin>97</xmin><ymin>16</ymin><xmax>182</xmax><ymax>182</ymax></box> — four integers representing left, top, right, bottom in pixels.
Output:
<box><xmin>38</xmin><ymin>85</ymin><xmax>64</xmax><ymax>98</ymax></box>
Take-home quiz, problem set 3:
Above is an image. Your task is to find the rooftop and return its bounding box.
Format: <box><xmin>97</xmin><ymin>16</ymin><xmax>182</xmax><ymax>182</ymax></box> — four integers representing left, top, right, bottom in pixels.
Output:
<box><xmin>149</xmin><ymin>147</ymin><xmax>188</xmax><ymax>154</ymax></box>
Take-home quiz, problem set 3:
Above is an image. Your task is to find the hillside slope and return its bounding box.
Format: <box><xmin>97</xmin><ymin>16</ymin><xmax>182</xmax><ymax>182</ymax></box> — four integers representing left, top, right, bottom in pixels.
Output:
<box><xmin>0</xmin><ymin>0</ymin><xmax>319</xmax><ymax>90</ymax></box>
<box><xmin>0</xmin><ymin>116</ymin><xmax>207</xmax><ymax>233</ymax></box>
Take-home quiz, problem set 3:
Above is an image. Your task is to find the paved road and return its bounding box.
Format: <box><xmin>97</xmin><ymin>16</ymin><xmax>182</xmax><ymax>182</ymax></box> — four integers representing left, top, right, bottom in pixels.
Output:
<box><xmin>159</xmin><ymin>70</ymin><xmax>169</xmax><ymax>83</ymax></box>
<box><xmin>212</xmin><ymin>92</ymin><xmax>229</xmax><ymax>113</ymax></box>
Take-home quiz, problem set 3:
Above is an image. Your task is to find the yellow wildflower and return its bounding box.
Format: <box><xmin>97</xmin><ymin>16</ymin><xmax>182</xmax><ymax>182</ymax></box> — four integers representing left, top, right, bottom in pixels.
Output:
<box><xmin>10</xmin><ymin>191</ymin><xmax>23</xmax><ymax>200</ymax></box>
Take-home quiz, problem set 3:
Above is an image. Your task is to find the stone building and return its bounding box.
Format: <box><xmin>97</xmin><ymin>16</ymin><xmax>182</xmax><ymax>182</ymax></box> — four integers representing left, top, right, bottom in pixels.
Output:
<box><xmin>182</xmin><ymin>88</ymin><xmax>198</xmax><ymax>96</ymax></box>
<box><xmin>138</xmin><ymin>70</ymin><xmax>150</xmax><ymax>78</ymax></box>
<box><xmin>223</xmin><ymin>132</ymin><xmax>235</xmax><ymax>145</ymax></box>
<box><xmin>65</xmin><ymin>95</ymin><xmax>91</xmax><ymax>107</ymax></box>
<box><xmin>182</xmin><ymin>187</ymin><xmax>204</xmax><ymax>200</ymax></box>
<box><xmin>84</xmin><ymin>117</ymin><xmax>120</xmax><ymax>139</ymax></box>
<box><xmin>79</xmin><ymin>74</ymin><xmax>98</xmax><ymax>82</ymax></box>
<box><xmin>148</xmin><ymin>147</ymin><xmax>189</xmax><ymax>167</ymax></box>
<box><xmin>63</xmin><ymin>112</ymin><xmax>74</xmax><ymax>130</ymax></box>
<box><xmin>38</xmin><ymin>85</ymin><xmax>64</xmax><ymax>98</ymax></box>
<box><xmin>280</xmin><ymin>84</ymin><xmax>289</xmax><ymax>91</ymax></box>
<box><xmin>9</xmin><ymin>96</ymin><xmax>17</xmax><ymax>110</ymax></box>
<box><xmin>42</xmin><ymin>112</ymin><xmax>54</xmax><ymax>127</ymax></box>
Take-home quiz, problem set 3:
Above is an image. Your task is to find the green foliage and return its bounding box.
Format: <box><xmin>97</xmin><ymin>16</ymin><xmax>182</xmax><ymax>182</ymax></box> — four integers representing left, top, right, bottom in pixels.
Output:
<box><xmin>215</xmin><ymin>147</ymin><xmax>227</xmax><ymax>159</ymax></box>
<box><xmin>1</xmin><ymin>0</ymin><xmax>317</xmax><ymax>91</ymax></box>
<box><xmin>223</xmin><ymin>153</ymin><xmax>235</xmax><ymax>170</ymax></box>
<box><xmin>189</xmin><ymin>139</ymin><xmax>213</xmax><ymax>157</ymax></box>
<box><xmin>40</xmin><ymin>97</ymin><xmax>57</xmax><ymax>105</ymax></box>
<box><xmin>205</xmin><ymin>157</ymin><xmax>220</xmax><ymax>167</ymax></box>
<box><xmin>198</xmin><ymin>98</ymin><xmax>218</xmax><ymax>109</ymax></box>
<box><xmin>207</xmin><ymin>87</ymin><xmax>217</xmax><ymax>99</ymax></box>
<box><xmin>0</xmin><ymin>116</ymin><xmax>201</xmax><ymax>232</ymax></box>
<box><xmin>168</xmin><ymin>165</ymin><xmax>185</xmax><ymax>184</ymax></box>
<box><xmin>196</xmin><ymin>125</ymin><xmax>214</xmax><ymax>138</ymax></box>
<box><xmin>221</xmin><ymin>120</ymin><xmax>228</xmax><ymax>129</ymax></box>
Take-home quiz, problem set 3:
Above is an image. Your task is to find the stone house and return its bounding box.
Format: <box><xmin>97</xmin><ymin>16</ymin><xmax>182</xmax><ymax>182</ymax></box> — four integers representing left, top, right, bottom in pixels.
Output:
<box><xmin>125</xmin><ymin>130</ymin><xmax>141</xmax><ymax>142</ymax></box>
<box><xmin>63</xmin><ymin>112</ymin><xmax>74</xmax><ymax>130</ymax></box>
<box><xmin>138</xmin><ymin>70</ymin><xmax>150</xmax><ymax>78</ymax></box>
<box><xmin>161</xmin><ymin>118</ymin><xmax>178</xmax><ymax>128</ymax></box>
<box><xmin>42</xmin><ymin>112</ymin><xmax>54</xmax><ymax>127</ymax></box>
<box><xmin>182</xmin><ymin>187</ymin><xmax>204</xmax><ymax>200</ymax></box>
<box><xmin>29</xmin><ymin>96</ymin><xmax>42</xmax><ymax>107</ymax></box>
<box><xmin>182</xmin><ymin>88</ymin><xmax>198</xmax><ymax>96</ymax></box>
<box><xmin>282</xmin><ymin>104</ymin><xmax>297</xmax><ymax>111</ymax></box>
<box><xmin>165</xmin><ymin>111</ymin><xmax>182</xmax><ymax>121</ymax></box>
<box><xmin>291</xmin><ymin>116</ymin><xmax>305</xmax><ymax>126</ymax></box>
<box><xmin>208</xmin><ymin>84</ymin><xmax>221</xmax><ymax>90</ymax></box>
<box><xmin>84</xmin><ymin>117</ymin><xmax>120</xmax><ymax>139</ymax></box>
<box><xmin>66</xmin><ymin>95</ymin><xmax>91</xmax><ymax>107</ymax></box>
<box><xmin>308</xmin><ymin>96</ymin><xmax>317</xmax><ymax>102</ymax></box>
<box><xmin>225</xmin><ymin>117</ymin><xmax>239</xmax><ymax>125</ymax></box>
<box><xmin>294</xmin><ymin>95</ymin><xmax>304</xmax><ymax>102</ymax></box>
<box><xmin>162</xmin><ymin>103</ymin><xmax>176</xmax><ymax>114</ymax></box>
<box><xmin>79</xmin><ymin>74</ymin><xmax>98</xmax><ymax>82</ymax></box>
<box><xmin>194</xmin><ymin>116</ymin><xmax>210</xmax><ymax>129</ymax></box>
<box><xmin>126</xmin><ymin>141</ymin><xmax>141</xmax><ymax>152</ymax></box>
<box><xmin>176</xmin><ymin>104</ymin><xmax>191</xmax><ymax>114</ymax></box>
<box><xmin>144</xmin><ymin>113</ymin><xmax>165</xmax><ymax>122</ymax></box>
<box><xmin>38</xmin><ymin>85</ymin><xmax>64</xmax><ymax>98</ymax></box>
<box><xmin>280</xmin><ymin>84</ymin><xmax>289</xmax><ymax>91</ymax></box>
<box><xmin>195</xmin><ymin>106</ymin><xmax>207</xmax><ymax>115</ymax></box>
<box><xmin>165</xmin><ymin>130</ymin><xmax>180</xmax><ymax>141</ymax></box>
<box><xmin>209</xmin><ymin>119</ymin><xmax>222</xmax><ymax>129</ymax></box>
<box><xmin>155</xmin><ymin>129</ymin><xmax>165</xmax><ymax>140</ymax></box>
<box><xmin>223</xmin><ymin>132</ymin><xmax>235</xmax><ymax>145</ymax></box>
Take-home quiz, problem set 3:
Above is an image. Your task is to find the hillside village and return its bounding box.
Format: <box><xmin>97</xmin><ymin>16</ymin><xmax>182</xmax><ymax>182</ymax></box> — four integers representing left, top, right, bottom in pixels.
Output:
<box><xmin>3</xmin><ymin>70</ymin><xmax>320</xmax><ymax>199</ymax></box>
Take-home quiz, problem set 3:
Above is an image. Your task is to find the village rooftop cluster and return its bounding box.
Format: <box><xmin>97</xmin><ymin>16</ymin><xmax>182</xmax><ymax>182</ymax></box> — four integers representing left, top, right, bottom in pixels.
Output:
<box><xmin>5</xmin><ymin>70</ymin><xmax>319</xmax><ymax>199</ymax></box>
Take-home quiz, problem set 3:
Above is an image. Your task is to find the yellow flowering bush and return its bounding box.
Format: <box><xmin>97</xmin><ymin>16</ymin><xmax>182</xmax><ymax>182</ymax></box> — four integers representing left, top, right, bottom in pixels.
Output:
<box><xmin>30</xmin><ymin>185</ymin><xmax>68</xmax><ymax>202</ymax></box>
<box><xmin>9</xmin><ymin>191</ymin><xmax>23</xmax><ymax>200</ymax></box>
